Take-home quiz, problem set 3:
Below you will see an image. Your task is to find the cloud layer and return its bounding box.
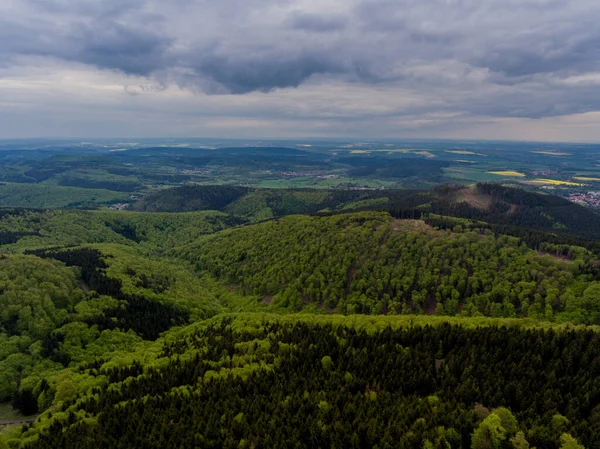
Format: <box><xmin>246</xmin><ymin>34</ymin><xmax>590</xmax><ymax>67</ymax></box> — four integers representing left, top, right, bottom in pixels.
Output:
<box><xmin>2</xmin><ymin>0</ymin><xmax>600</xmax><ymax>139</ymax></box>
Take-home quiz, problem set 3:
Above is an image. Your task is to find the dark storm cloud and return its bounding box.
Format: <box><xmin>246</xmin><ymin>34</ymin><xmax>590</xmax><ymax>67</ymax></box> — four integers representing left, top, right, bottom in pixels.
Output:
<box><xmin>191</xmin><ymin>51</ymin><xmax>345</xmax><ymax>94</ymax></box>
<box><xmin>479</xmin><ymin>31</ymin><xmax>600</xmax><ymax>79</ymax></box>
<box><xmin>70</xmin><ymin>23</ymin><xmax>172</xmax><ymax>76</ymax></box>
<box><xmin>1</xmin><ymin>0</ymin><xmax>170</xmax><ymax>76</ymax></box>
<box><xmin>2</xmin><ymin>0</ymin><xmax>600</xmax><ymax>120</ymax></box>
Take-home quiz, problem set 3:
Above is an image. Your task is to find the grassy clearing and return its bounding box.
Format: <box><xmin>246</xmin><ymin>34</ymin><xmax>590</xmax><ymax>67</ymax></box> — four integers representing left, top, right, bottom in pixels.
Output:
<box><xmin>487</xmin><ymin>171</ymin><xmax>526</xmax><ymax>177</ymax></box>
<box><xmin>0</xmin><ymin>403</ymin><xmax>26</xmax><ymax>421</ymax></box>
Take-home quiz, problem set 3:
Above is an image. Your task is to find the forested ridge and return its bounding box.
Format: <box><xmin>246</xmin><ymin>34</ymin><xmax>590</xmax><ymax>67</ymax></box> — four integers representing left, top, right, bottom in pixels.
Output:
<box><xmin>0</xmin><ymin>186</ymin><xmax>599</xmax><ymax>448</ymax></box>
<box><xmin>131</xmin><ymin>183</ymin><xmax>600</xmax><ymax>241</ymax></box>
<box><xmin>179</xmin><ymin>212</ymin><xmax>600</xmax><ymax>324</ymax></box>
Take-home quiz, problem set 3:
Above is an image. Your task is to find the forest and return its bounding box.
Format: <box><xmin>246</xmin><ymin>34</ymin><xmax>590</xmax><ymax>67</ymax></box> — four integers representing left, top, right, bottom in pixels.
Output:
<box><xmin>132</xmin><ymin>183</ymin><xmax>600</xmax><ymax>242</ymax></box>
<box><xmin>10</xmin><ymin>316</ymin><xmax>598</xmax><ymax>448</ymax></box>
<box><xmin>0</xmin><ymin>181</ymin><xmax>599</xmax><ymax>448</ymax></box>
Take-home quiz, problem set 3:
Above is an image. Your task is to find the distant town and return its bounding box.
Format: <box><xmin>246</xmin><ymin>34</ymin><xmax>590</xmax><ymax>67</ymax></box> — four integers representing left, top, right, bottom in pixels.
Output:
<box><xmin>567</xmin><ymin>191</ymin><xmax>600</xmax><ymax>209</ymax></box>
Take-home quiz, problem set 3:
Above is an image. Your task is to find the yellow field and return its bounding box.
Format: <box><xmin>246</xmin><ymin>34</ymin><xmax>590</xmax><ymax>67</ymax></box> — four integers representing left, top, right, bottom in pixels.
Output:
<box><xmin>574</xmin><ymin>177</ymin><xmax>600</xmax><ymax>182</ymax></box>
<box><xmin>445</xmin><ymin>150</ymin><xmax>475</xmax><ymax>155</ymax></box>
<box><xmin>487</xmin><ymin>171</ymin><xmax>526</xmax><ymax>177</ymax></box>
<box><xmin>529</xmin><ymin>178</ymin><xmax>585</xmax><ymax>186</ymax></box>
<box><xmin>533</xmin><ymin>151</ymin><xmax>571</xmax><ymax>156</ymax></box>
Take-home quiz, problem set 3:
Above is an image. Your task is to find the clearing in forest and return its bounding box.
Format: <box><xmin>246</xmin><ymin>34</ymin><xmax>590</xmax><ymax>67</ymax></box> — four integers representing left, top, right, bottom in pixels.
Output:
<box><xmin>453</xmin><ymin>187</ymin><xmax>492</xmax><ymax>210</ymax></box>
<box><xmin>391</xmin><ymin>218</ymin><xmax>437</xmax><ymax>234</ymax></box>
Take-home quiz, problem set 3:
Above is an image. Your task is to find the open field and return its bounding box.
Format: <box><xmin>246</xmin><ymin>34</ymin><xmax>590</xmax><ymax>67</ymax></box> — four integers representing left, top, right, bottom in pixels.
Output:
<box><xmin>527</xmin><ymin>178</ymin><xmax>586</xmax><ymax>186</ymax></box>
<box><xmin>487</xmin><ymin>170</ymin><xmax>526</xmax><ymax>177</ymax></box>
<box><xmin>443</xmin><ymin>168</ymin><xmax>502</xmax><ymax>182</ymax></box>
<box><xmin>574</xmin><ymin>176</ymin><xmax>600</xmax><ymax>181</ymax></box>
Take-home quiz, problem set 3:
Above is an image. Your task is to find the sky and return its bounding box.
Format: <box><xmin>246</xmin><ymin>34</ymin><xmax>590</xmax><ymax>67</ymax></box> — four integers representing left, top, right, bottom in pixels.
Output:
<box><xmin>1</xmin><ymin>0</ymin><xmax>600</xmax><ymax>142</ymax></box>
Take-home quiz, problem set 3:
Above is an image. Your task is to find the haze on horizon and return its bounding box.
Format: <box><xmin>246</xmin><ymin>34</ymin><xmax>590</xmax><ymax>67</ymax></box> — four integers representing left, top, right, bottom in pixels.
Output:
<box><xmin>2</xmin><ymin>0</ymin><xmax>600</xmax><ymax>143</ymax></box>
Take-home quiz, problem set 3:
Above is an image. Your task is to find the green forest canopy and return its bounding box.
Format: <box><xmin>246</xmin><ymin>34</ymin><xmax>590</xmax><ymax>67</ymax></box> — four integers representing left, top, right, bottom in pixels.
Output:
<box><xmin>0</xmin><ymin>196</ymin><xmax>598</xmax><ymax>448</ymax></box>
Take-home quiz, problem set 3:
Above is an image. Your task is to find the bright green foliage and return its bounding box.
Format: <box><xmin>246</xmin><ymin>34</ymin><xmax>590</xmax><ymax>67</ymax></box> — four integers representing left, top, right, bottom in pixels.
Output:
<box><xmin>552</xmin><ymin>414</ymin><xmax>571</xmax><ymax>438</ymax></box>
<box><xmin>472</xmin><ymin>414</ymin><xmax>506</xmax><ymax>449</ymax></box>
<box><xmin>0</xmin><ymin>209</ymin><xmax>241</xmax><ymax>254</ymax></box>
<box><xmin>0</xmin><ymin>203</ymin><xmax>599</xmax><ymax>447</ymax></box>
<box><xmin>559</xmin><ymin>433</ymin><xmax>585</xmax><ymax>449</ymax></box>
<box><xmin>493</xmin><ymin>407</ymin><xmax>519</xmax><ymax>436</ymax></box>
<box><xmin>91</xmin><ymin>244</ymin><xmax>223</xmax><ymax>320</ymax></box>
<box><xmin>0</xmin><ymin>255</ymin><xmax>84</xmax><ymax>340</ymax></box>
<box><xmin>510</xmin><ymin>431</ymin><xmax>530</xmax><ymax>448</ymax></box>
<box><xmin>7</xmin><ymin>316</ymin><xmax>596</xmax><ymax>448</ymax></box>
<box><xmin>321</xmin><ymin>355</ymin><xmax>333</xmax><ymax>370</ymax></box>
<box><xmin>179</xmin><ymin>212</ymin><xmax>597</xmax><ymax>321</ymax></box>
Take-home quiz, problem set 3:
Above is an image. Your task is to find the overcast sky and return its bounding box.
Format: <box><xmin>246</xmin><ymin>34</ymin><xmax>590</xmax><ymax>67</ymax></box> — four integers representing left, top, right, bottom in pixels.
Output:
<box><xmin>2</xmin><ymin>0</ymin><xmax>600</xmax><ymax>141</ymax></box>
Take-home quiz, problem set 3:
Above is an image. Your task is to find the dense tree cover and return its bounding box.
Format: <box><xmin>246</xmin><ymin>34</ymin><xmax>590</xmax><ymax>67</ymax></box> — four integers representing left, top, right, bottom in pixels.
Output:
<box><xmin>128</xmin><ymin>183</ymin><xmax>600</xmax><ymax>242</ymax></box>
<box><xmin>1</xmin><ymin>192</ymin><xmax>600</xmax><ymax>447</ymax></box>
<box><xmin>0</xmin><ymin>183</ymin><xmax>128</xmax><ymax>209</ymax></box>
<box><xmin>27</xmin><ymin>245</ymin><xmax>223</xmax><ymax>323</ymax></box>
<box><xmin>27</xmin><ymin>248</ymin><xmax>190</xmax><ymax>340</ymax></box>
<box><xmin>178</xmin><ymin>212</ymin><xmax>600</xmax><ymax>323</ymax></box>
<box><xmin>0</xmin><ymin>208</ymin><xmax>242</xmax><ymax>253</ymax></box>
<box><xmin>0</xmin><ymin>255</ymin><xmax>84</xmax><ymax>342</ymax></box>
<box><xmin>0</xmin><ymin>255</ymin><xmax>85</xmax><ymax>405</ymax></box>
<box><xmin>132</xmin><ymin>184</ymin><xmax>417</xmax><ymax>218</ymax></box>
<box><xmin>340</xmin><ymin>155</ymin><xmax>449</xmax><ymax>179</ymax></box>
<box><xmin>132</xmin><ymin>185</ymin><xmax>251</xmax><ymax>212</ymax></box>
<box><xmin>425</xmin><ymin>184</ymin><xmax>600</xmax><ymax>241</ymax></box>
<box><xmin>57</xmin><ymin>176</ymin><xmax>142</xmax><ymax>192</ymax></box>
<box><xmin>0</xmin><ymin>244</ymin><xmax>227</xmax><ymax>416</ymax></box>
<box><xmin>421</xmin><ymin>215</ymin><xmax>600</xmax><ymax>257</ymax></box>
<box><xmin>10</xmin><ymin>317</ymin><xmax>591</xmax><ymax>448</ymax></box>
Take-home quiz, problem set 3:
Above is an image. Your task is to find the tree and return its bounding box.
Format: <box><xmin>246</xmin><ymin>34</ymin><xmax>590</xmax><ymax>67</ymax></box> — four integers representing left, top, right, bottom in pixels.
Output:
<box><xmin>472</xmin><ymin>414</ymin><xmax>506</xmax><ymax>449</ymax></box>
<box><xmin>510</xmin><ymin>431</ymin><xmax>530</xmax><ymax>449</ymax></box>
<box><xmin>493</xmin><ymin>408</ymin><xmax>518</xmax><ymax>436</ymax></box>
<box><xmin>321</xmin><ymin>356</ymin><xmax>333</xmax><ymax>371</ymax></box>
<box><xmin>551</xmin><ymin>414</ymin><xmax>570</xmax><ymax>439</ymax></box>
<box><xmin>12</xmin><ymin>388</ymin><xmax>38</xmax><ymax>416</ymax></box>
<box><xmin>559</xmin><ymin>433</ymin><xmax>584</xmax><ymax>449</ymax></box>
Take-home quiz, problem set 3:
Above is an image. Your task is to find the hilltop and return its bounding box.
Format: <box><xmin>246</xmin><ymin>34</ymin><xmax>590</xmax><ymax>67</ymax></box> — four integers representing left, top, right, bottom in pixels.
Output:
<box><xmin>131</xmin><ymin>183</ymin><xmax>600</xmax><ymax>243</ymax></box>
